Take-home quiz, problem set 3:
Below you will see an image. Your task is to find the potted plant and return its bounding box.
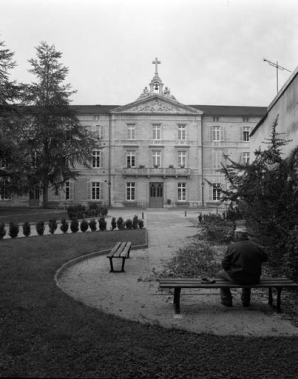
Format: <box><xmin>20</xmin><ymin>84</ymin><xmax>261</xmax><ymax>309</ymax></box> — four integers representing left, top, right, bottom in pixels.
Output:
<box><xmin>89</xmin><ymin>219</ymin><xmax>97</xmax><ymax>231</ymax></box>
<box><xmin>36</xmin><ymin>221</ymin><xmax>45</xmax><ymax>236</ymax></box>
<box><xmin>80</xmin><ymin>219</ymin><xmax>89</xmax><ymax>232</ymax></box>
<box><xmin>23</xmin><ymin>221</ymin><xmax>31</xmax><ymax>237</ymax></box>
<box><xmin>49</xmin><ymin>219</ymin><xmax>57</xmax><ymax>234</ymax></box>
<box><xmin>0</xmin><ymin>222</ymin><xmax>6</xmax><ymax>240</ymax></box>
<box><xmin>9</xmin><ymin>222</ymin><xmax>19</xmax><ymax>238</ymax></box>
<box><xmin>60</xmin><ymin>218</ymin><xmax>69</xmax><ymax>234</ymax></box>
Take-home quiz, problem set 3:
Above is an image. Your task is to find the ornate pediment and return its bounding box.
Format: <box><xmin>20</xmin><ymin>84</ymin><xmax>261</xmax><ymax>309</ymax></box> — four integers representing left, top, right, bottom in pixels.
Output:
<box><xmin>111</xmin><ymin>96</ymin><xmax>203</xmax><ymax>115</ymax></box>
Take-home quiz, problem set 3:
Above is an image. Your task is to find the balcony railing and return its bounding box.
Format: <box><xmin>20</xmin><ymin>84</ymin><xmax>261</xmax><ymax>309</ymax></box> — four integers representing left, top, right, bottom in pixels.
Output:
<box><xmin>122</xmin><ymin>167</ymin><xmax>191</xmax><ymax>178</ymax></box>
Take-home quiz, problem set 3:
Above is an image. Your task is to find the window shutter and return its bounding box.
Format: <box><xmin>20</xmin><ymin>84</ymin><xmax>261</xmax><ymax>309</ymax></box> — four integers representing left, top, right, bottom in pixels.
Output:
<box><xmin>209</xmin><ymin>184</ymin><xmax>213</xmax><ymax>200</ymax></box>
<box><xmin>220</xmin><ymin>126</ymin><xmax>225</xmax><ymax>141</ymax></box>
<box><xmin>101</xmin><ymin>150</ymin><xmax>105</xmax><ymax>168</ymax></box>
<box><xmin>210</xmin><ymin>126</ymin><xmax>213</xmax><ymax>141</ymax></box>
<box><xmin>240</xmin><ymin>126</ymin><xmax>243</xmax><ymax>141</ymax></box>
<box><xmin>69</xmin><ymin>182</ymin><xmax>74</xmax><ymax>200</ymax></box>
<box><xmin>87</xmin><ymin>181</ymin><xmax>91</xmax><ymax>200</ymax></box>
<box><xmin>100</xmin><ymin>182</ymin><xmax>104</xmax><ymax>200</ymax></box>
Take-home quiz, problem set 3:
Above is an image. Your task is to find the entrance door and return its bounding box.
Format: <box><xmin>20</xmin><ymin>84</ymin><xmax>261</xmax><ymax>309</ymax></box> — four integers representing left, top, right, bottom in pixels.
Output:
<box><xmin>149</xmin><ymin>183</ymin><xmax>163</xmax><ymax>208</ymax></box>
<box><xmin>29</xmin><ymin>187</ymin><xmax>40</xmax><ymax>207</ymax></box>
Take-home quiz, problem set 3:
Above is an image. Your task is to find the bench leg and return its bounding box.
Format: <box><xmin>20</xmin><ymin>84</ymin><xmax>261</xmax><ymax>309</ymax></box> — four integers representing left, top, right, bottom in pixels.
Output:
<box><xmin>174</xmin><ymin>288</ymin><xmax>181</xmax><ymax>314</ymax></box>
<box><xmin>276</xmin><ymin>287</ymin><xmax>282</xmax><ymax>313</ymax></box>
<box><xmin>108</xmin><ymin>258</ymin><xmax>114</xmax><ymax>273</ymax></box>
<box><xmin>268</xmin><ymin>288</ymin><xmax>273</xmax><ymax>306</ymax></box>
<box><xmin>121</xmin><ymin>258</ymin><xmax>126</xmax><ymax>272</ymax></box>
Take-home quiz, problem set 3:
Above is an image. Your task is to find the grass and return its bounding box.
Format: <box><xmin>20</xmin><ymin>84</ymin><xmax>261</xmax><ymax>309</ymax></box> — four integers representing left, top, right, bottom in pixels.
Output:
<box><xmin>1</xmin><ymin>214</ymin><xmax>298</xmax><ymax>378</ymax></box>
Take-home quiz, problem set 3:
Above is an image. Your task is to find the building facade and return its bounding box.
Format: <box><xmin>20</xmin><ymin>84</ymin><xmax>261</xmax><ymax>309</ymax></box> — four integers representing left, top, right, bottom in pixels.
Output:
<box><xmin>251</xmin><ymin>65</ymin><xmax>298</xmax><ymax>158</ymax></box>
<box><xmin>1</xmin><ymin>65</ymin><xmax>266</xmax><ymax>208</ymax></box>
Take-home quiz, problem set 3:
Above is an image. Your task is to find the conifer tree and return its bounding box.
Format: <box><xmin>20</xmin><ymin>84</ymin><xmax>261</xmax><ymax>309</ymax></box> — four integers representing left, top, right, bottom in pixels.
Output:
<box><xmin>22</xmin><ymin>42</ymin><xmax>99</xmax><ymax>206</ymax></box>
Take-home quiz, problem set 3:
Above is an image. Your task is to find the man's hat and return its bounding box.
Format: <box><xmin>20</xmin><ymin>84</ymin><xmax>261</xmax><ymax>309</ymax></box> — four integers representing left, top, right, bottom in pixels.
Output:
<box><xmin>235</xmin><ymin>226</ymin><xmax>248</xmax><ymax>234</ymax></box>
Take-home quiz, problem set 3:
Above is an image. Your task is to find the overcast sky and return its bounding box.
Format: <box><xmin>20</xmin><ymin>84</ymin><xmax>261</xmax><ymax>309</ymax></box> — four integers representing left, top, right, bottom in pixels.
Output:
<box><xmin>1</xmin><ymin>0</ymin><xmax>297</xmax><ymax>107</ymax></box>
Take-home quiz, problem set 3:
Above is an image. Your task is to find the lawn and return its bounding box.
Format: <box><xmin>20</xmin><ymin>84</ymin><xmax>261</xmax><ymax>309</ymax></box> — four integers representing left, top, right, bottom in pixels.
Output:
<box><xmin>0</xmin><ymin>207</ymin><xmax>68</xmax><ymax>224</ymax></box>
<box><xmin>1</xmin><ymin>219</ymin><xmax>298</xmax><ymax>378</ymax></box>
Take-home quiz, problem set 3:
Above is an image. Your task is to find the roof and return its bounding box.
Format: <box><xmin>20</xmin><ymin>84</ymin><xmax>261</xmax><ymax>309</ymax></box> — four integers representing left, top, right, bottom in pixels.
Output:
<box><xmin>71</xmin><ymin>104</ymin><xmax>267</xmax><ymax>117</ymax></box>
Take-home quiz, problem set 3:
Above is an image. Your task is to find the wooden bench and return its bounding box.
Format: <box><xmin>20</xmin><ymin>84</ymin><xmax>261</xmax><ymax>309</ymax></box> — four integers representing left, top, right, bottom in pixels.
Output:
<box><xmin>159</xmin><ymin>278</ymin><xmax>298</xmax><ymax>314</ymax></box>
<box><xmin>107</xmin><ymin>242</ymin><xmax>132</xmax><ymax>272</ymax></box>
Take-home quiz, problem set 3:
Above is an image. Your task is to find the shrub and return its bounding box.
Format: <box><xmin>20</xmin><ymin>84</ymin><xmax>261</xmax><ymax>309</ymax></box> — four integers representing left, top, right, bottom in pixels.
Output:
<box><xmin>111</xmin><ymin>217</ymin><xmax>116</xmax><ymax>231</ymax></box>
<box><xmin>138</xmin><ymin>219</ymin><xmax>144</xmax><ymax>229</ymax></box>
<box><xmin>132</xmin><ymin>215</ymin><xmax>139</xmax><ymax>229</ymax></box>
<box><xmin>0</xmin><ymin>222</ymin><xmax>6</xmax><ymax>239</ymax></box>
<box><xmin>67</xmin><ymin>204</ymin><xmax>86</xmax><ymax>220</ymax></box>
<box><xmin>9</xmin><ymin>222</ymin><xmax>19</xmax><ymax>238</ymax></box>
<box><xmin>125</xmin><ymin>218</ymin><xmax>133</xmax><ymax>229</ymax></box>
<box><xmin>99</xmin><ymin>217</ymin><xmax>107</xmax><ymax>231</ymax></box>
<box><xmin>60</xmin><ymin>218</ymin><xmax>69</xmax><ymax>234</ymax></box>
<box><xmin>89</xmin><ymin>219</ymin><xmax>97</xmax><ymax>232</ymax></box>
<box><xmin>36</xmin><ymin>221</ymin><xmax>45</xmax><ymax>236</ymax></box>
<box><xmin>22</xmin><ymin>221</ymin><xmax>31</xmax><ymax>237</ymax></box>
<box><xmin>70</xmin><ymin>218</ymin><xmax>79</xmax><ymax>233</ymax></box>
<box><xmin>49</xmin><ymin>219</ymin><xmax>57</xmax><ymax>234</ymax></box>
<box><xmin>80</xmin><ymin>219</ymin><xmax>89</xmax><ymax>233</ymax></box>
<box><xmin>116</xmin><ymin>217</ymin><xmax>124</xmax><ymax>230</ymax></box>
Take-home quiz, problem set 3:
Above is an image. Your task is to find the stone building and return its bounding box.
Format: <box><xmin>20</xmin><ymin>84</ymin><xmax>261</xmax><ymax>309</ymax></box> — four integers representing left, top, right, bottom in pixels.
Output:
<box><xmin>1</xmin><ymin>60</ymin><xmax>266</xmax><ymax>208</ymax></box>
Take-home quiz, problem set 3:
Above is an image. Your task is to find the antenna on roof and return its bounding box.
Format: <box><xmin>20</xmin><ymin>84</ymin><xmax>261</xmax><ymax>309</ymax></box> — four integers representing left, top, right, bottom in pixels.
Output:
<box><xmin>263</xmin><ymin>58</ymin><xmax>291</xmax><ymax>93</ymax></box>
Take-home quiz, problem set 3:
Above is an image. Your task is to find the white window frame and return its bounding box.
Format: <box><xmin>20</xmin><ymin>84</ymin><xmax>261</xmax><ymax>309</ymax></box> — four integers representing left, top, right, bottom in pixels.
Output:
<box><xmin>127</xmin><ymin>124</ymin><xmax>136</xmax><ymax>140</ymax></box>
<box><xmin>213</xmin><ymin>183</ymin><xmax>221</xmax><ymax>201</ymax></box>
<box><xmin>126</xmin><ymin>182</ymin><xmax>135</xmax><ymax>201</ymax></box>
<box><xmin>91</xmin><ymin>181</ymin><xmax>103</xmax><ymax>200</ymax></box>
<box><xmin>152</xmin><ymin>124</ymin><xmax>161</xmax><ymax>140</ymax></box>
<box><xmin>243</xmin><ymin>152</ymin><xmax>250</xmax><ymax>164</ymax></box>
<box><xmin>92</xmin><ymin>150</ymin><xmax>101</xmax><ymax>168</ymax></box>
<box><xmin>126</xmin><ymin>150</ymin><xmax>136</xmax><ymax>168</ymax></box>
<box><xmin>243</xmin><ymin>127</ymin><xmax>250</xmax><ymax>142</ymax></box>
<box><xmin>213</xmin><ymin>126</ymin><xmax>220</xmax><ymax>141</ymax></box>
<box><xmin>152</xmin><ymin>150</ymin><xmax>161</xmax><ymax>167</ymax></box>
<box><xmin>178</xmin><ymin>124</ymin><xmax>186</xmax><ymax>140</ymax></box>
<box><xmin>178</xmin><ymin>183</ymin><xmax>186</xmax><ymax>201</ymax></box>
<box><xmin>178</xmin><ymin>151</ymin><xmax>186</xmax><ymax>167</ymax></box>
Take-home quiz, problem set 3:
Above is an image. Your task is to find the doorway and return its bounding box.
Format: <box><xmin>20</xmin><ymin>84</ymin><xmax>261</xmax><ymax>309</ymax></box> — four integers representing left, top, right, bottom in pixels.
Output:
<box><xmin>149</xmin><ymin>182</ymin><xmax>163</xmax><ymax>208</ymax></box>
<box><xmin>29</xmin><ymin>187</ymin><xmax>40</xmax><ymax>207</ymax></box>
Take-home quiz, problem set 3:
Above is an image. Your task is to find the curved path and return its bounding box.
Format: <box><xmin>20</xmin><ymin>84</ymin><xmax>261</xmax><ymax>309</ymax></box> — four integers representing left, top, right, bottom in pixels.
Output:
<box><xmin>57</xmin><ymin>210</ymin><xmax>298</xmax><ymax>337</ymax></box>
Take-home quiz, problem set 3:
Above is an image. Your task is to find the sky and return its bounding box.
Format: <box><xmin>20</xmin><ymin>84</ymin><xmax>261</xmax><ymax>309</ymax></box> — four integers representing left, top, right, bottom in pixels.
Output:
<box><xmin>1</xmin><ymin>0</ymin><xmax>298</xmax><ymax>107</ymax></box>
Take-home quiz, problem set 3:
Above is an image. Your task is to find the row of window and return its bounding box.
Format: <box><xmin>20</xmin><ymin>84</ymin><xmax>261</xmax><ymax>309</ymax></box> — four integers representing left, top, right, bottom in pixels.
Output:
<box><xmin>91</xmin><ymin>150</ymin><xmax>250</xmax><ymax>168</ymax></box>
<box><xmin>126</xmin><ymin>124</ymin><xmax>250</xmax><ymax>142</ymax></box>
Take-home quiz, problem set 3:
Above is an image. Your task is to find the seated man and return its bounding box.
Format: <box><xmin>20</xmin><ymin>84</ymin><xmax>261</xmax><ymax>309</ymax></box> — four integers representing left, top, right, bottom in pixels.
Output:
<box><xmin>217</xmin><ymin>226</ymin><xmax>268</xmax><ymax>307</ymax></box>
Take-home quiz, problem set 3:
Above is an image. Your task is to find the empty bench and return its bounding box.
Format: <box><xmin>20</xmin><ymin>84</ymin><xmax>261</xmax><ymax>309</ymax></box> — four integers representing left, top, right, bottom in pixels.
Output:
<box><xmin>107</xmin><ymin>242</ymin><xmax>132</xmax><ymax>272</ymax></box>
<box><xmin>159</xmin><ymin>278</ymin><xmax>298</xmax><ymax>314</ymax></box>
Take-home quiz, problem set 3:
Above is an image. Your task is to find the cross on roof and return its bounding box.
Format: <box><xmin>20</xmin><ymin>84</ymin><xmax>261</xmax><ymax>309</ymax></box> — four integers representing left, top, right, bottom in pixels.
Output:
<box><xmin>152</xmin><ymin>57</ymin><xmax>161</xmax><ymax>75</ymax></box>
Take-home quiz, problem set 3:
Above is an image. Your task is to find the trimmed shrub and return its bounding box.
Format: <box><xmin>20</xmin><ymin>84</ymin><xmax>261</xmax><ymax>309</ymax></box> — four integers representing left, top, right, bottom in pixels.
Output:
<box><xmin>70</xmin><ymin>218</ymin><xmax>79</xmax><ymax>233</ymax></box>
<box><xmin>132</xmin><ymin>215</ymin><xmax>139</xmax><ymax>229</ymax></box>
<box><xmin>111</xmin><ymin>217</ymin><xmax>116</xmax><ymax>231</ymax></box>
<box><xmin>9</xmin><ymin>222</ymin><xmax>19</xmax><ymax>238</ymax></box>
<box><xmin>116</xmin><ymin>217</ymin><xmax>124</xmax><ymax>230</ymax></box>
<box><xmin>49</xmin><ymin>219</ymin><xmax>57</xmax><ymax>234</ymax></box>
<box><xmin>22</xmin><ymin>221</ymin><xmax>31</xmax><ymax>237</ymax></box>
<box><xmin>89</xmin><ymin>219</ymin><xmax>97</xmax><ymax>232</ymax></box>
<box><xmin>138</xmin><ymin>219</ymin><xmax>144</xmax><ymax>229</ymax></box>
<box><xmin>80</xmin><ymin>219</ymin><xmax>89</xmax><ymax>233</ymax></box>
<box><xmin>99</xmin><ymin>217</ymin><xmax>107</xmax><ymax>231</ymax></box>
<box><xmin>60</xmin><ymin>218</ymin><xmax>69</xmax><ymax>234</ymax></box>
<box><xmin>0</xmin><ymin>222</ymin><xmax>6</xmax><ymax>239</ymax></box>
<box><xmin>36</xmin><ymin>221</ymin><xmax>45</xmax><ymax>236</ymax></box>
<box><xmin>125</xmin><ymin>218</ymin><xmax>133</xmax><ymax>230</ymax></box>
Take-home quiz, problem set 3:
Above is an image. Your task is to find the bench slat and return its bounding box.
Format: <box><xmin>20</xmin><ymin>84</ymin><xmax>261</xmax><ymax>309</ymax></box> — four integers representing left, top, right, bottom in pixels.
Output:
<box><xmin>107</xmin><ymin>242</ymin><xmax>122</xmax><ymax>258</ymax></box>
<box><xmin>120</xmin><ymin>242</ymin><xmax>132</xmax><ymax>257</ymax></box>
<box><xmin>113</xmin><ymin>242</ymin><xmax>127</xmax><ymax>258</ymax></box>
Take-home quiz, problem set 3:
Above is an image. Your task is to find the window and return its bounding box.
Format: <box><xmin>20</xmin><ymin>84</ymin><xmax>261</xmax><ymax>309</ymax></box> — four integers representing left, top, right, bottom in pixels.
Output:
<box><xmin>213</xmin><ymin>183</ymin><xmax>221</xmax><ymax>201</ymax></box>
<box><xmin>127</xmin><ymin>124</ymin><xmax>135</xmax><ymax>140</ymax></box>
<box><xmin>243</xmin><ymin>127</ymin><xmax>250</xmax><ymax>142</ymax></box>
<box><xmin>243</xmin><ymin>152</ymin><xmax>250</xmax><ymax>164</ymax></box>
<box><xmin>91</xmin><ymin>182</ymin><xmax>103</xmax><ymax>200</ymax></box>
<box><xmin>213</xmin><ymin>126</ymin><xmax>220</xmax><ymax>141</ymax></box>
<box><xmin>65</xmin><ymin>181</ymin><xmax>70</xmax><ymax>200</ymax></box>
<box><xmin>152</xmin><ymin>124</ymin><xmax>161</xmax><ymax>140</ymax></box>
<box><xmin>0</xmin><ymin>187</ymin><xmax>11</xmax><ymax>200</ymax></box>
<box><xmin>126</xmin><ymin>182</ymin><xmax>135</xmax><ymax>201</ymax></box>
<box><xmin>178</xmin><ymin>124</ymin><xmax>186</xmax><ymax>140</ymax></box>
<box><xmin>178</xmin><ymin>183</ymin><xmax>186</xmax><ymax>201</ymax></box>
<box><xmin>178</xmin><ymin>151</ymin><xmax>186</xmax><ymax>167</ymax></box>
<box><xmin>92</xmin><ymin>125</ymin><xmax>101</xmax><ymax>139</ymax></box>
<box><xmin>126</xmin><ymin>150</ymin><xmax>136</xmax><ymax>168</ymax></box>
<box><xmin>92</xmin><ymin>150</ymin><xmax>101</xmax><ymax>168</ymax></box>
<box><xmin>152</xmin><ymin>150</ymin><xmax>161</xmax><ymax>167</ymax></box>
